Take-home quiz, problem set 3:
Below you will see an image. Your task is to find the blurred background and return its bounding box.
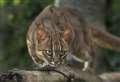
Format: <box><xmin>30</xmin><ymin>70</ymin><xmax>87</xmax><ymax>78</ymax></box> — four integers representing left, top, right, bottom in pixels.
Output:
<box><xmin>0</xmin><ymin>0</ymin><xmax>120</xmax><ymax>72</ymax></box>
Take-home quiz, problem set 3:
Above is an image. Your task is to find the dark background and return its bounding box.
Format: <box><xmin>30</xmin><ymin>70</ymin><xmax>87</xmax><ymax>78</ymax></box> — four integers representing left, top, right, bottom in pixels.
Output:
<box><xmin>0</xmin><ymin>0</ymin><xmax>120</xmax><ymax>72</ymax></box>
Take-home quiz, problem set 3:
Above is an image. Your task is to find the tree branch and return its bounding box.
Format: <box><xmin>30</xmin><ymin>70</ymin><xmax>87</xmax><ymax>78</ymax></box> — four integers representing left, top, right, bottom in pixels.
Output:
<box><xmin>0</xmin><ymin>66</ymin><xmax>104</xmax><ymax>82</ymax></box>
<box><xmin>1</xmin><ymin>68</ymin><xmax>120</xmax><ymax>82</ymax></box>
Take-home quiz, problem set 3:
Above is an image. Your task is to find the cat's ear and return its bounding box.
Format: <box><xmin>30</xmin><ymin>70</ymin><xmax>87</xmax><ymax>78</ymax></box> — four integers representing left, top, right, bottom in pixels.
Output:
<box><xmin>36</xmin><ymin>24</ymin><xmax>47</xmax><ymax>41</ymax></box>
<box><xmin>63</xmin><ymin>25</ymin><xmax>73</xmax><ymax>43</ymax></box>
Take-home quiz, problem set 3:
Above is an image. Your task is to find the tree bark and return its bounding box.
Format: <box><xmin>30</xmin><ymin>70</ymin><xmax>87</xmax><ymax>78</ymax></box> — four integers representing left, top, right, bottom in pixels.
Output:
<box><xmin>0</xmin><ymin>68</ymin><xmax>104</xmax><ymax>82</ymax></box>
<box><xmin>1</xmin><ymin>69</ymin><xmax>120</xmax><ymax>82</ymax></box>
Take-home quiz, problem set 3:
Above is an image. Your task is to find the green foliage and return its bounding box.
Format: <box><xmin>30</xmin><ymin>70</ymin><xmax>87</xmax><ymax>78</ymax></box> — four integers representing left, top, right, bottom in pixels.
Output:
<box><xmin>105</xmin><ymin>0</ymin><xmax>120</xmax><ymax>72</ymax></box>
<box><xmin>0</xmin><ymin>0</ymin><xmax>5</xmax><ymax>7</ymax></box>
<box><xmin>0</xmin><ymin>0</ymin><xmax>53</xmax><ymax>71</ymax></box>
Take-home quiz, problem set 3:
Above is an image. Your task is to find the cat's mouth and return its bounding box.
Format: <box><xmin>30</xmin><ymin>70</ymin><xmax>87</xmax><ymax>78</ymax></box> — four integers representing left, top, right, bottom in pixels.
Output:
<box><xmin>39</xmin><ymin>58</ymin><xmax>62</xmax><ymax>68</ymax></box>
<box><xmin>48</xmin><ymin>60</ymin><xmax>64</xmax><ymax>67</ymax></box>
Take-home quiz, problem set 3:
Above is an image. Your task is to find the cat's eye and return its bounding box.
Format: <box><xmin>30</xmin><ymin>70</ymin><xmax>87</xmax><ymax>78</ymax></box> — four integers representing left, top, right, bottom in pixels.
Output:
<box><xmin>44</xmin><ymin>50</ymin><xmax>52</xmax><ymax>56</ymax></box>
<box><xmin>46</xmin><ymin>50</ymin><xmax>51</xmax><ymax>54</ymax></box>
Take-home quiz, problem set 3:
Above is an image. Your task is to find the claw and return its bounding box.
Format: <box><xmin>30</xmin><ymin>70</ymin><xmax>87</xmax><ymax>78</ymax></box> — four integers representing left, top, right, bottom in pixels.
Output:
<box><xmin>82</xmin><ymin>61</ymin><xmax>89</xmax><ymax>71</ymax></box>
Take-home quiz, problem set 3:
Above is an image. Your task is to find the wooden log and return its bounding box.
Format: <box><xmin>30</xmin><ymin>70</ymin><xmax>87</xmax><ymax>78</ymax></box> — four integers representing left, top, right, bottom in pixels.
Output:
<box><xmin>1</xmin><ymin>68</ymin><xmax>120</xmax><ymax>82</ymax></box>
<box><xmin>0</xmin><ymin>67</ymin><xmax>104</xmax><ymax>82</ymax></box>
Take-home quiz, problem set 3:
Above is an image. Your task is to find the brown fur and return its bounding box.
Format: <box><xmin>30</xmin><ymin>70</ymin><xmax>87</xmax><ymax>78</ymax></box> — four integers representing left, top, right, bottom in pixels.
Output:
<box><xmin>26</xmin><ymin>5</ymin><xmax>120</xmax><ymax>72</ymax></box>
<box><xmin>27</xmin><ymin>5</ymin><xmax>94</xmax><ymax>69</ymax></box>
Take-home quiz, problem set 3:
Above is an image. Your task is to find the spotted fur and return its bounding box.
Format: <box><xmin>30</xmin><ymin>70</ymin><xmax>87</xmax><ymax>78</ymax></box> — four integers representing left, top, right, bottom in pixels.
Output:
<box><xmin>26</xmin><ymin>5</ymin><xmax>94</xmax><ymax>71</ymax></box>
